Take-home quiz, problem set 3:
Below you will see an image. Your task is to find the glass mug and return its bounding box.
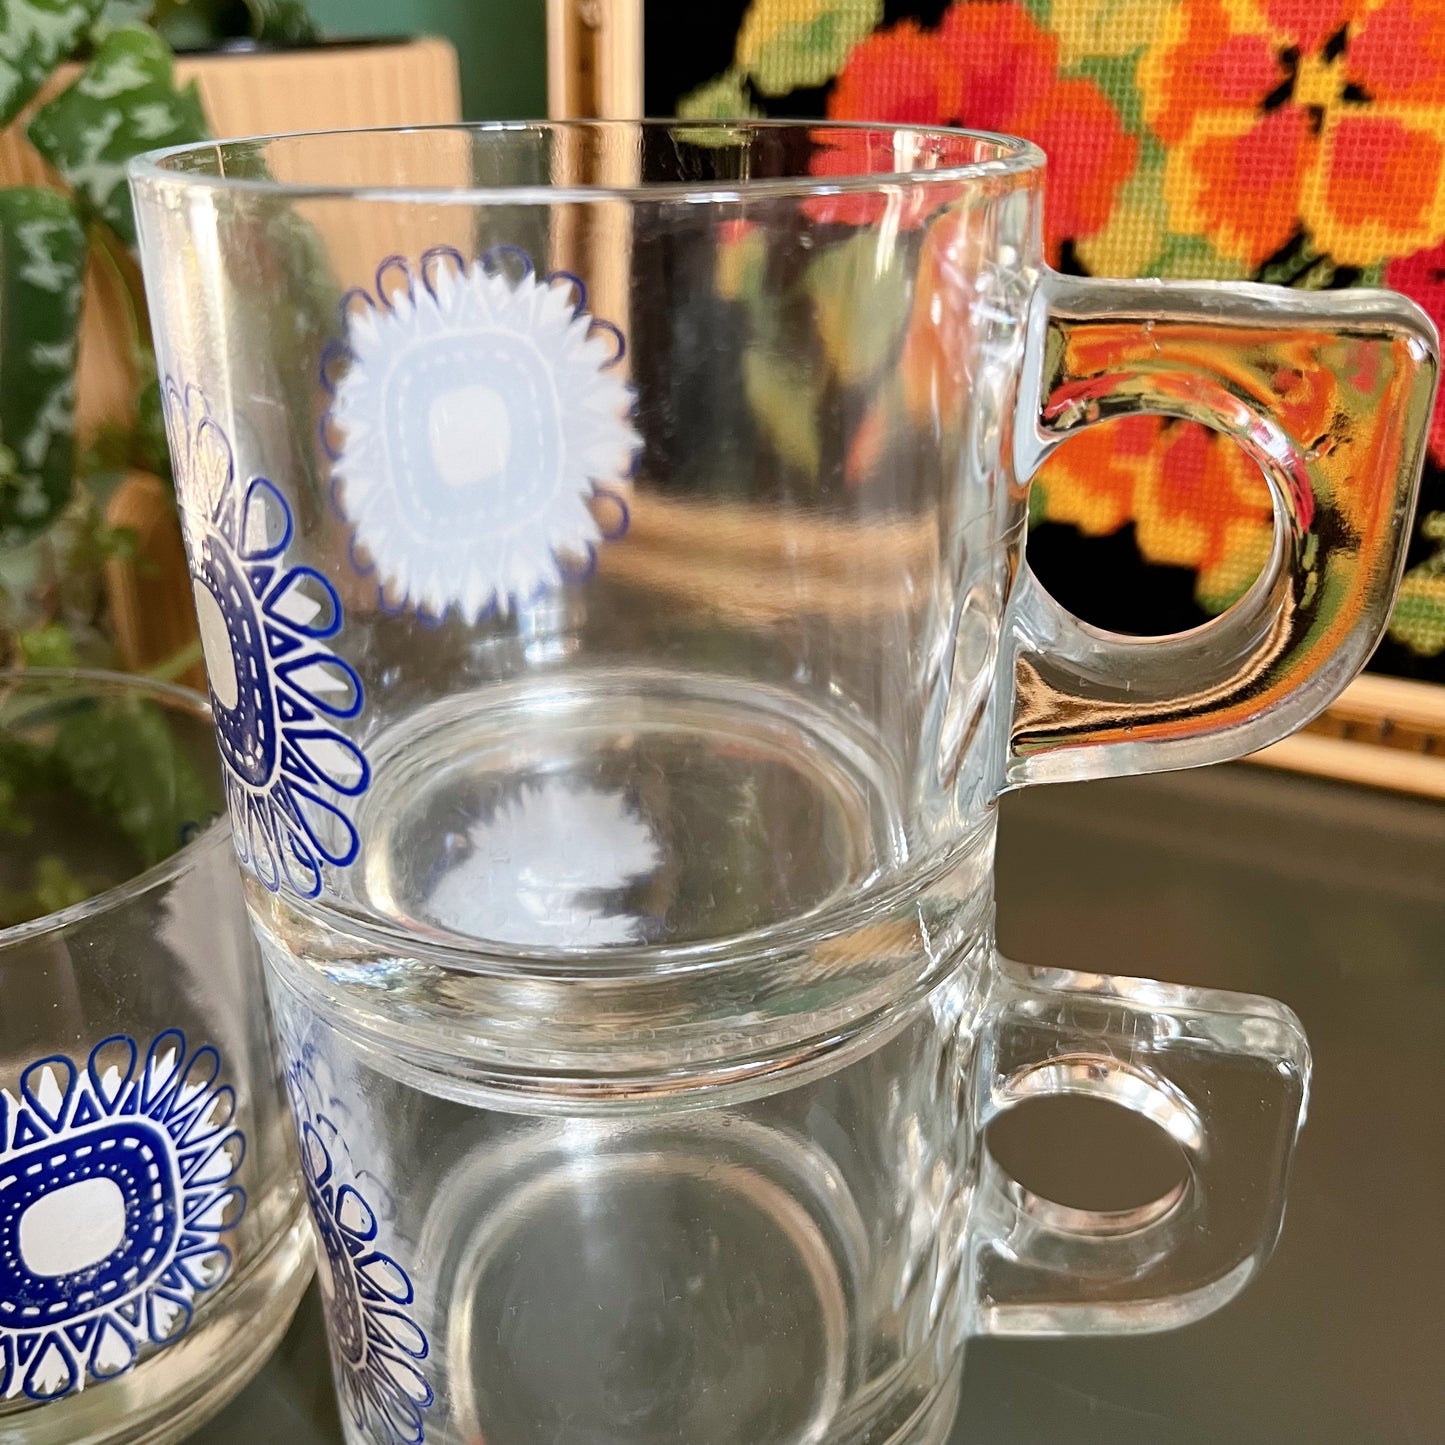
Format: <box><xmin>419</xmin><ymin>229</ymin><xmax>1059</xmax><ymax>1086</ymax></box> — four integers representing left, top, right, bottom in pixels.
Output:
<box><xmin>0</xmin><ymin>671</ymin><xmax>310</xmax><ymax>1445</ymax></box>
<box><xmin>130</xmin><ymin>122</ymin><xmax>1433</xmax><ymax>1445</ymax></box>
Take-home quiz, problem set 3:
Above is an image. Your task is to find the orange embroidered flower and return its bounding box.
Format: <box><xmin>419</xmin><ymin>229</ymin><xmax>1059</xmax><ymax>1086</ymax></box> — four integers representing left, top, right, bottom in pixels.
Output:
<box><xmin>1384</xmin><ymin>240</ymin><xmax>1445</xmax><ymax>462</ymax></box>
<box><xmin>819</xmin><ymin>2</ymin><xmax>1136</xmax><ymax>260</ymax></box>
<box><xmin>1139</xmin><ymin>0</ymin><xmax>1445</xmax><ymax>268</ymax></box>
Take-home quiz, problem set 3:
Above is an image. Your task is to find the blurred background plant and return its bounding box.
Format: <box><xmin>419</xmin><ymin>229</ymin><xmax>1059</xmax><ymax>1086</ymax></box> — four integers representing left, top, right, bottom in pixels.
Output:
<box><xmin>0</xmin><ymin>0</ymin><xmax>339</xmax><ymax>923</ymax></box>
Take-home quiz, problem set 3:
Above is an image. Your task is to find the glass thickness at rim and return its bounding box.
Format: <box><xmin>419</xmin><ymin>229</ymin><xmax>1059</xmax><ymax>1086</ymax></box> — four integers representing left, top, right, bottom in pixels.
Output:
<box><xmin>127</xmin><ymin>119</ymin><xmax>1045</xmax><ymax>203</ymax></box>
<box><xmin>0</xmin><ymin>667</ymin><xmax>228</xmax><ymax>947</ymax></box>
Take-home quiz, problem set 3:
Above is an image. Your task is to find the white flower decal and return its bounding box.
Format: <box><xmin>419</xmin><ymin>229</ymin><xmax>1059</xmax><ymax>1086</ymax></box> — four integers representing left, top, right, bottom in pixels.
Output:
<box><xmin>324</xmin><ymin>248</ymin><xmax>638</xmax><ymax>621</ymax></box>
<box><xmin>423</xmin><ymin>779</ymin><xmax>661</xmax><ymax>946</ymax></box>
<box><xmin>165</xmin><ymin>379</ymin><xmax>371</xmax><ymax>899</ymax></box>
<box><xmin>0</xmin><ymin>1033</ymin><xmax>244</xmax><ymax>1403</ymax></box>
<box><xmin>283</xmin><ymin>1051</ymin><xmax>431</xmax><ymax>1445</ymax></box>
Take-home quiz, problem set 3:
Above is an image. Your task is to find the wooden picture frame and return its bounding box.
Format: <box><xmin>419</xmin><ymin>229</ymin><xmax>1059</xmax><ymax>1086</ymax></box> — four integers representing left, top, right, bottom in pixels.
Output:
<box><xmin>545</xmin><ymin>0</ymin><xmax>1445</xmax><ymax>798</ymax></box>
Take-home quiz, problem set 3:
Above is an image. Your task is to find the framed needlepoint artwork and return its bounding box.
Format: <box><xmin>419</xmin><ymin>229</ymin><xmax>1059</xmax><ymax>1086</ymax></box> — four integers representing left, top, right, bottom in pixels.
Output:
<box><xmin>547</xmin><ymin>0</ymin><xmax>1445</xmax><ymax>797</ymax></box>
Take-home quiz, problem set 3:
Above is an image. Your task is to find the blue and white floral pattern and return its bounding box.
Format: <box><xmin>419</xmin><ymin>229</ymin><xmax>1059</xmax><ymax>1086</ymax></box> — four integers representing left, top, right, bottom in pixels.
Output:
<box><xmin>324</xmin><ymin>248</ymin><xmax>639</xmax><ymax>622</ymax></box>
<box><xmin>165</xmin><ymin>379</ymin><xmax>371</xmax><ymax>899</ymax></box>
<box><xmin>0</xmin><ymin>1032</ymin><xmax>244</xmax><ymax>1403</ymax></box>
<box><xmin>283</xmin><ymin>1052</ymin><xmax>431</xmax><ymax>1445</ymax></box>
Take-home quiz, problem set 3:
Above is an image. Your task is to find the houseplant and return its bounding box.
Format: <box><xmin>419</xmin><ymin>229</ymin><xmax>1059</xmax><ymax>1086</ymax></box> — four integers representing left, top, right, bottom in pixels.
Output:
<box><xmin>0</xmin><ymin>3</ymin><xmax>462</xmax><ymax>922</ymax></box>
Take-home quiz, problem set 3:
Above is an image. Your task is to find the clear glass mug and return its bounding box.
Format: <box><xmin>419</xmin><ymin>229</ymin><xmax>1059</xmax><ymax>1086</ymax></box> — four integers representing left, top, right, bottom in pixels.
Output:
<box><xmin>0</xmin><ymin>671</ymin><xmax>310</xmax><ymax>1445</ymax></box>
<box><xmin>129</xmin><ymin>122</ymin><xmax>1434</xmax><ymax>1445</ymax></box>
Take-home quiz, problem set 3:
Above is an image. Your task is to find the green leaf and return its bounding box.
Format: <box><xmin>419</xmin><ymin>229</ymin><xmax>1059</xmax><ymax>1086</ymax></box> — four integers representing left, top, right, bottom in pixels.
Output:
<box><xmin>244</xmin><ymin>0</ymin><xmax>316</xmax><ymax>44</ymax></box>
<box><xmin>0</xmin><ymin>0</ymin><xmax>103</xmax><ymax>129</ymax></box>
<box><xmin>152</xmin><ymin>0</ymin><xmax>317</xmax><ymax>47</ymax></box>
<box><xmin>806</xmin><ymin>229</ymin><xmax>909</xmax><ymax>384</ymax></box>
<box><xmin>1071</xmin><ymin>52</ymin><xmax>1145</xmax><ymax>135</ymax></box>
<box><xmin>739</xmin><ymin>0</ymin><xmax>882</xmax><ymax>97</ymax></box>
<box><xmin>55</xmin><ymin>694</ymin><xmax>219</xmax><ymax>865</ymax></box>
<box><xmin>0</xmin><ymin>853</ymin><xmax>94</xmax><ymax>926</ymax></box>
<box><xmin>1027</xmin><ymin>479</ymin><xmax>1048</xmax><ymax>530</ymax></box>
<box><xmin>1151</xmin><ymin>231</ymin><xmax>1241</xmax><ymax>282</ymax></box>
<box><xmin>87</xmin><ymin>0</ymin><xmax>150</xmax><ymax>41</ymax></box>
<box><xmin>743</xmin><ymin>349</ymin><xmax>821</xmax><ymax>476</ymax></box>
<box><xmin>0</xmin><ymin>186</ymin><xmax>85</xmax><ymax>541</ymax></box>
<box><xmin>134</xmin><ymin>364</ymin><xmax>169</xmax><ymax>476</ymax></box>
<box><xmin>1388</xmin><ymin>528</ymin><xmax>1445</xmax><ymax>659</ymax></box>
<box><xmin>677</xmin><ymin>68</ymin><xmax>761</xmax><ymax>121</ymax></box>
<box><xmin>18</xmin><ymin>618</ymin><xmax>78</xmax><ymax>664</ymax></box>
<box><xmin>27</xmin><ymin>23</ymin><xmax>208</xmax><ymax>248</ymax></box>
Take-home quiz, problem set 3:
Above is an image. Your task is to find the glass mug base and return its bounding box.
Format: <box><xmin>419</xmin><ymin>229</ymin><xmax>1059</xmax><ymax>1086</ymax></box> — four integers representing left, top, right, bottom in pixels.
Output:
<box><xmin>425</xmin><ymin>1125</ymin><xmax>972</xmax><ymax>1445</ymax></box>
<box><xmin>1</xmin><ymin>1203</ymin><xmax>312</xmax><ymax>1445</ymax></box>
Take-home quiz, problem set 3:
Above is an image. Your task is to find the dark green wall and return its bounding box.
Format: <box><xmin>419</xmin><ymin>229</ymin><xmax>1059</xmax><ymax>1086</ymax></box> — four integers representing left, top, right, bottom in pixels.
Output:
<box><xmin>309</xmin><ymin>0</ymin><xmax>547</xmax><ymax>120</ymax></box>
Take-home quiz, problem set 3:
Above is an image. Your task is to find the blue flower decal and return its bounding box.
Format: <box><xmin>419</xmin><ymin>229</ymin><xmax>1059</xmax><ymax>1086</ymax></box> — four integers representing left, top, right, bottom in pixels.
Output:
<box><xmin>323</xmin><ymin>248</ymin><xmax>637</xmax><ymax>622</ymax></box>
<box><xmin>0</xmin><ymin>1033</ymin><xmax>244</xmax><ymax>1403</ymax></box>
<box><xmin>284</xmin><ymin>1056</ymin><xmax>431</xmax><ymax>1445</ymax></box>
<box><xmin>165</xmin><ymin>379</ymin><xmax>371</xmax><ymax>898</ymax></box>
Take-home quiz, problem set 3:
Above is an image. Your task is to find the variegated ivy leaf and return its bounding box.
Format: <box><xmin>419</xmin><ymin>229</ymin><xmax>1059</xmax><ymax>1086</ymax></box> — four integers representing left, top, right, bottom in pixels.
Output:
<box><xmin>88</xmin><ymin>0</ymin><xmax>151</xmax><ymax>41</ymax></box>
<box><xmin>27</xmin><ymin>23</ymin><xmax>207</xmax><ymax>248</ymax></box>
<box><xmin>0</xmin><ymin>186</ymin><xmax>85</xmax><ymax>542</ymax></box>
<box><xmin>0</xmin><ymin>0</ymin><xmax>103</xmax><ymax>129</ymax></box>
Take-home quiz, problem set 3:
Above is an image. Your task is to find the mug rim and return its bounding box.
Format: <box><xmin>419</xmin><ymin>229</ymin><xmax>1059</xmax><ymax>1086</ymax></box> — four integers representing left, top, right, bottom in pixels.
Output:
<box><xmin>128</xmin><ymin>118</ymin><xmax>1045</xmax><ymax>206</ymax></box>
<box><xmin>0</xmin><ymin>667</ymin><xmax>231</xmax><ymax>948</ymax></box>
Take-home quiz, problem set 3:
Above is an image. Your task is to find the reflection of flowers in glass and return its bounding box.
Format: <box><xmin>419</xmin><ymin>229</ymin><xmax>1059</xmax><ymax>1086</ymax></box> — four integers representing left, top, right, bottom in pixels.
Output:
<box><xmin>817</xmin><ymin>3</ymin><xmax>1136</xmax><ymax>260</ymax></box>
<box><xmin>165</xmin><ymin>380</ymin><xmax>370</xmax><ymax>900</ymax></box>
<box><xmin>1139</xmin><ymin>0</ymin><xmax>1445</xmax><ymax>267</ymax></box>
<box><xmin>327</xmin><ymin>250</ymin><xmax>639</xmax><ymax>623</ymax></box>
<box><xmin>424</xmin><ymin>780</ymin><xmax>661</xmax><ymax>947</ymax></box>
<box><xmin>1039</xmin><ymin>416</ymin><xmax>1275</xmax><ymax>612</ymax></box>
<box><xmin>284</xmin><ymin>1063</ymin><xmax>431</xmax><ymax>1445</ymax></box>
<box><xmin>0</xmin><ymin>1033</ymin><xmax>244</xmax><ymax>1402</ymax></box>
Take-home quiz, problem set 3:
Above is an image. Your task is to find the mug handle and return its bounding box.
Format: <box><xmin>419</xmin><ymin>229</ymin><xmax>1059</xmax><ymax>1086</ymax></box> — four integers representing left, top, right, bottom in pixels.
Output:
<box><xmin>971</xmin><ymin>956</ymin><xmax>1310</xmax><ymax>1335</ymax></box>
<box><xmin>1007</xmin><ymin>271</ymin><xmax>1438</xmax><ymax>786</ymax></box>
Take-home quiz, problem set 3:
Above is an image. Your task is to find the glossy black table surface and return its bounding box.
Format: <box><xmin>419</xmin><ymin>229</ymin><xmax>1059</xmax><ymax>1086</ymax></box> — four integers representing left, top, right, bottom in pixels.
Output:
<box><xmin>190</xmin><ymin>765</ymin><xmax>1445</xmax><ymax>1445</ymax></box>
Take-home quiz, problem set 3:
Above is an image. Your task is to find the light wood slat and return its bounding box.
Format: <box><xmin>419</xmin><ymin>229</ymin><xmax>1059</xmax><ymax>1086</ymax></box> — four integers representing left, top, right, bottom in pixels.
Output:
<box><xmin>1250</xmin><ymin>731</ymin><xmax>1445</xmax><ymax>799</ymax></box>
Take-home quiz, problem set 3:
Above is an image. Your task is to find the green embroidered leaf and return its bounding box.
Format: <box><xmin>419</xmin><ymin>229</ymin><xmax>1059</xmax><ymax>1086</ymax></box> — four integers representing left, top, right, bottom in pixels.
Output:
<box><xmin>678</xmin><ymin>68</ymin><xmax>762</xmax><ymax>121</ymax></box>
<box><xmin>0</xmin><ymin>0</ymin><xmax>102</xmax><ymax>130</ymax></box>
<box><xmin>1072</xmin><ymin>52</ymin><xmax>1146</xmax><ymax>136</ymax></box>
<box><xmin>1073</xmin><ymin>158</ymin><xmax>1169</xmax><ymax>277</ymax></box>
<box><xmin>1252</xmin><ymin>231</ymin><xmax>1364</xmax><ymax>290</ymax></box>
<box><xmin>27</xmin><ymin>24</ymin><xmax>208</xmax><ymax>248</ymax></box>
<box><xmin>1389</xmin><ymin>517</ymin><xmax>1445</xmax><ymax>658</ymax></box>
<box><xmin>807</xmin><ymin>229</ymin><xmax>909</xmax><ymax>384</ymax></box>
<box><xmin>739</xmin><ymin>0</ymin><xmax>882</xmax><ymax>97</ymax></box>
<box><xmin>1151</xmin><ymin>231</ymin><xmax>1241</xmax><ymax>282</ymax></box>
<box><xmin>0</xmin><ymin>186</ymin><xmax>85</xmax><ymax>542</ymax></box>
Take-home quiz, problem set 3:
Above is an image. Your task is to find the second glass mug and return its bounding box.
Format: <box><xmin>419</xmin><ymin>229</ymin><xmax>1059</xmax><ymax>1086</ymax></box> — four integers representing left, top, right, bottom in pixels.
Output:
<box><xmin>130</xmin><ymin>122</ymin><xmax>1433</xmax><ymax>1445</ymax></box>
